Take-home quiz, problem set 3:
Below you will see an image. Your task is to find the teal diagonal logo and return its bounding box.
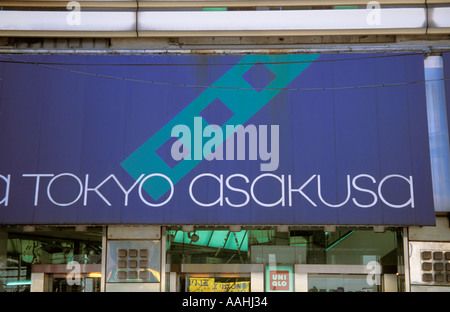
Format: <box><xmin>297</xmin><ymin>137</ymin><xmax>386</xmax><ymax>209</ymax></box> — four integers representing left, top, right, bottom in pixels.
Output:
<box><xmin>121</xmin><ymin>54</ymin><xmax>319</xmax><ymax>201</ymax></box>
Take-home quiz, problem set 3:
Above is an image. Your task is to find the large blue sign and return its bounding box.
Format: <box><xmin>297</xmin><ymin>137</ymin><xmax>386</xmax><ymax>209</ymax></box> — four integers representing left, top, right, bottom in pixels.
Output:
<box><xmin>0</xmin><ymin>53</ymin><xmax>435</xmax><ymax>225</ymax></box>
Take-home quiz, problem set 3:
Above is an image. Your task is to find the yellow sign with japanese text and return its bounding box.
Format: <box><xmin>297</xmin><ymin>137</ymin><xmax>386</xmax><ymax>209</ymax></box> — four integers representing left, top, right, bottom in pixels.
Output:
<box><xmin>188</xmin><ymin>278</ymin><xmax>249</xmax><ymax>292</ymax></box>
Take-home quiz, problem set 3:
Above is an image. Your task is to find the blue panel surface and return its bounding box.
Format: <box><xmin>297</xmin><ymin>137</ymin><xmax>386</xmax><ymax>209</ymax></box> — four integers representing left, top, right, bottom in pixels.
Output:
<box><xmin>0</xmin><ymin>53</ymin><xmax>435</xmax><ymax>225</ymax></box>
<box><xmin>445</xmin><ymin>52</ymin><xmax>450</xmax><ymax>159</ymax></box>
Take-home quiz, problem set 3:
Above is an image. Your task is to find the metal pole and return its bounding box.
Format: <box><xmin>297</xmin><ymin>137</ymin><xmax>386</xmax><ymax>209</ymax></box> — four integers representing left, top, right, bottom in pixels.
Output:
<box><xmin>424</xmin><ymin>54</ymin><xmax>450</xmax><ymax>212</ymax></box>
<box><xmin>161</xmin><ymin>226</ymin><xmax>166</xmax><ymax>292</ymax></box>
<box><xmin>402</xmin><ymin>227</ymin><xmax>411</xmax><ymax>292</ymax></box>
<box><xmin>100</xmin><ymin>226</ymin><xmax>107</xmax><ymax>292</ymax></box>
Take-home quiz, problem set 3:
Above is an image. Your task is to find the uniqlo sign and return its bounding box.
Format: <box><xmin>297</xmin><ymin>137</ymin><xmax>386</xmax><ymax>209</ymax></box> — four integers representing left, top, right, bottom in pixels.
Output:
<box><xmin>269</xmin><ymin>270</ymin><xmax>290</xmax><ymax>291</ymax></box>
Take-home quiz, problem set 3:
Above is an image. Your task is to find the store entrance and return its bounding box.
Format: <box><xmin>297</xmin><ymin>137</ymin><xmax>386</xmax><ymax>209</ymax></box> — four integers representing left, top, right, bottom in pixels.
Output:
<box><xmin>51</xmin><ymin>276</ymin><xmax>101</xmax><ymax>292</ymax></box>
<box><xmin>167</xmin><ymin>264</ymin><xmax>262</xmax><ymax>292</ymax></box>
<box><xmin>31</xmin><ymin>264</ymin><xmax>102</xmax><ymax>292</ymax></box>
<box><xmin>165</xmin><ymin>226</ymin><xmax>405</xmax><ymax>292</ymax></box>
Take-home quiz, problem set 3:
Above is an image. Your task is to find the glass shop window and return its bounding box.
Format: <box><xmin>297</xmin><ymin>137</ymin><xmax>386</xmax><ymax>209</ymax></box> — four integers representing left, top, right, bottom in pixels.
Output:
<box><xmin>0</xmin><ymin>226</ymin><xmax>102</xmax><ymax>292</ymax></box>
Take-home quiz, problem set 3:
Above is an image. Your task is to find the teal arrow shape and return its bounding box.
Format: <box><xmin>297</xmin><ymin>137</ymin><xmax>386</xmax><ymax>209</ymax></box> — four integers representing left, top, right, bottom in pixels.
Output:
<box><xmin>121</xmin><ymin>54</ymin><xmax>320</xmax><ymax>201</ymax></box>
